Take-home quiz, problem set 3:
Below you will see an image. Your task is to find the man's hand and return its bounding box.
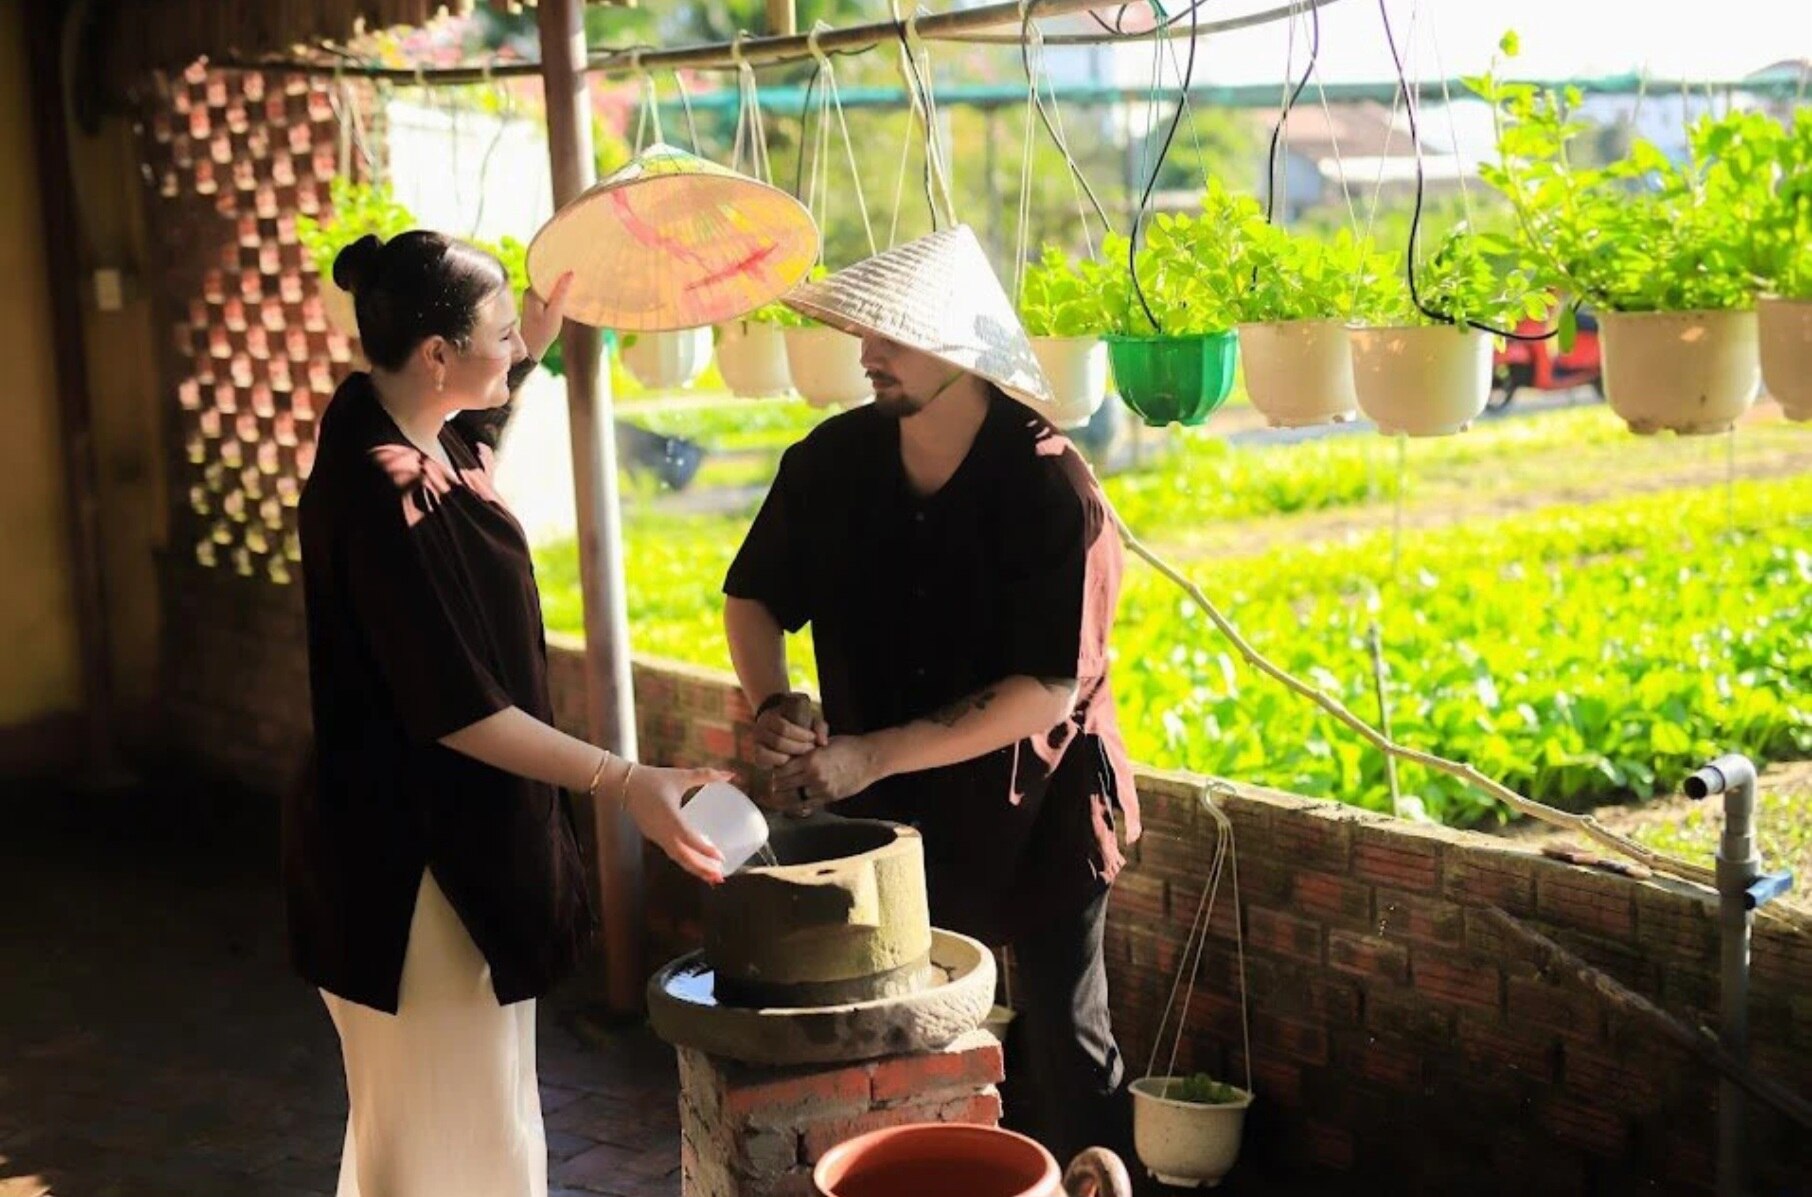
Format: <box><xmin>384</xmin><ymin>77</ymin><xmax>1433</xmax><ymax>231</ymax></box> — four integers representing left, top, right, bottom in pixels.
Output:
<box><xmin>520</xmin><ymin>270</ymin><xmax>574</xmax><ymax>362</ymax></box>
<box><xmin>752</xmin><ymin>692</ymin><xmax>827</xmax><ymax>768</ymax></box>
<box><xmin>773</xmin><ymin>735</ymin><xmax>884</xmax><ymax>809</ymax></box>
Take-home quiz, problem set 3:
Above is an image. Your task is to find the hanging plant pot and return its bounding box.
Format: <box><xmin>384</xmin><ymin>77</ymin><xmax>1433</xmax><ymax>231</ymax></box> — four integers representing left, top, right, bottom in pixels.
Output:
<box><xmin>1129</xmin><ymin>1076</ymin><xmax>1253</xmax><ymax>1188</ymax></box>
<box><xmin>1598</xmin><ymin>309</ymin><xmax>1759</xmax><ymax>435</ymax></box>
<box><xmin>715</xmin><ymin>320</ymin><xmax>793</xmax><ymax>399</ymax></box>
<box><xmin>1349</xmin><ymin>325</ymin><xmax>1493</xmax><ymax>436</ymax></box>
<box><xmin>321</xmin><ymin>280</ymin><xmax>359</xmax><ymax>339</ymax></box>
<box><xmin>1237</xmin><ymin>320</ymin><xmax>1359</xmax><ymax>428</ymax></box>
<box><xmin>1030</xmin><ymin>336</ymin><xmax>1110</xmax><ymax>430</ymax></box>
<box><xmin>1757</xmin><ymin>296</ymin><xmax>1812</xmax><ymax>422</ymax></box>
<box><xmin>1105</xmin><ymin>331</ymin><xmax>1238</xmax><ymax>428</ymax></box>
<box><xmin>621</xmin><ymin>327</ymin><xmax>713</xmax><ymax>391</ymax></box>
<box><xmin>784</xmin><ymin>326</ymin><xmax>870</xmax><ymax>409</ymax></box>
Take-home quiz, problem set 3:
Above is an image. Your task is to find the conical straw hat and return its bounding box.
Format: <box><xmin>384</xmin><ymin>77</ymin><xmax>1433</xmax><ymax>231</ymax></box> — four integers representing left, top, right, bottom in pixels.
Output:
<box><xmin>782</xmin><ymin>225</ymin><xmax>1054</xmax><ymax>409</ymax></box>
<box><xmin>527</xmin><ymin>143</ymin><xmax>820</xmax><ymax>332</ymax></box>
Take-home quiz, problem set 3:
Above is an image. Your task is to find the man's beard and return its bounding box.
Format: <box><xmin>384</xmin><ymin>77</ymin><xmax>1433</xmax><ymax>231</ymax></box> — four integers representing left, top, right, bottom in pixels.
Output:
<box><xmin>871</xmin><ymin>389</ymin><xmax>927</xmax><ymax>418</ymax></box>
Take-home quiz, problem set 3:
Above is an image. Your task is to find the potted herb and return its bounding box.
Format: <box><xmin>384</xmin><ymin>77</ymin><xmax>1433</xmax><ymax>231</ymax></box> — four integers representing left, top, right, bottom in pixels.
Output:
<box><xmin>714</xmin><ymin>300</ymin><xmax>794</xmax><ymax>399</ymax></box>
<box><xmin>1473</xmin><ymin>34</ymin><xmax>1764</xmax><ymax>435</ymax></box>
<box><xmin>1129</xmin><ymin>1072</ymin><xmax>1253</xmax><ymax>1188</ymax></box>
<box><xmin>1755</xmin><ymin>109</ymin><xmax>1812</xmax><ymax>421</ymax></box>
<box><xmin>1019</xmin><ymin>245</ymin><xmax>1114</xmax><ymax>429</ymax></box>
<box><xmin>295</xmin><ymin>178</ymin><xmax>415</xmax><ymax>338</ymax></box>
<box><xmin>1102</xmin><ymin>186</ymin><xmax>1248</xmax><ymax>427</ymax></box>
<box><xmin>1237</xmin><ymin>225</ymin><xmax>1397</xmax><ymax>428</ymax></box>
<box><xmin>1348</xmin><ymin>226</ymin><xmax>1548</xmax><ymax>437</ymax></box>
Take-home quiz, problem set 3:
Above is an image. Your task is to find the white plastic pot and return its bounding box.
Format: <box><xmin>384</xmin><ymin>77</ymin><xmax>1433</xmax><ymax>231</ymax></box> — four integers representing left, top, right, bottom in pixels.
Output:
<box><xmin>783</xmin><ymin>326</ymin><xmax>871</xmax><ymax>409</ymax></box>
<box><xmin>1130</xmin><ymin>1077</ymin><xmax>1252</xmax><ymax>1188</ymax></box>
<box><xmin>715</xmin><ymin>320</ymin><xmax>793</xmax><ymax>399</ymax></box>
<box><xmin>1030</xmin><ymin>335</ymin><xmax>1109</xmax><ymax>429</ymax></box>
<box><xmin>1238</xmin><ymin>319</ymin><xmax>1359</xmax><ymax>427</ymax></box>
<box><xmin>1758</xmin><ymin>295</ymin><xmax>1812</xmax><ymax>422</ymax></box>
<box><xmin>1598</xmin><ymin>308</ymin><xmax>1759</xmax><ymax>435</ymax></box>
<box><xmin>1349</xmin><ymin>324</ymin><xmax>1493</xmax><ymax>436</ymax></box>
<box><xmin>621</xmin><ymin>327</ymin><xmax>713</xmax><ymax>391</ymax></box>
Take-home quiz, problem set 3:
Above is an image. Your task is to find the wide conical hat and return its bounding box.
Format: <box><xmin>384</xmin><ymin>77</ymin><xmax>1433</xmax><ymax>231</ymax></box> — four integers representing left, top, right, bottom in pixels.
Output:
<box><xmin>782</xmin><ymin>225</ymin><xmax>1054</xmax><ymax>408</ymax></box>
<box><xmin>527</xmin><ymin>143</ymin><xmax>820</xmax><ymax>332</ymax></box>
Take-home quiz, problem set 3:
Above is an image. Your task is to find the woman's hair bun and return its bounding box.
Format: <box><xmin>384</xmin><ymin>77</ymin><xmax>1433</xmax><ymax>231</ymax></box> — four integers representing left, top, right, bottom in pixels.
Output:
<box><xmin>332</xmin><ymin>234</ymin><xmax>385</xmax><ymax>296</ymax></box>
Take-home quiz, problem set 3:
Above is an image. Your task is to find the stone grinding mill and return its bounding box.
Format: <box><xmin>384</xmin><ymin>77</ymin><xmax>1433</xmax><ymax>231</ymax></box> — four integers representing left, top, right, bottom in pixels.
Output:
<box><xmin>646</xmin><ymin>810</ymin><xmax>1131</xmax><ymax>1197</ymax></box>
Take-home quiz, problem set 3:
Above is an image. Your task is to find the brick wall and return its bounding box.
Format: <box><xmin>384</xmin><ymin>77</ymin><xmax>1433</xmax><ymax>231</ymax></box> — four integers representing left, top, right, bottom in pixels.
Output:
<box><xmin>605</xmin><ymin>655</ymin><xmax>1812</xmax><ymax>1197</ymax></box>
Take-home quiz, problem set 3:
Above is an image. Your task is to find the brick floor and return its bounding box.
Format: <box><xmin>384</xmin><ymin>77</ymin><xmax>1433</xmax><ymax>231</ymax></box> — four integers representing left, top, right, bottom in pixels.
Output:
<box><xmin>0</xmin><ymin>779</ymin><xmax>680</xmax><ymax>1197</ymax></box>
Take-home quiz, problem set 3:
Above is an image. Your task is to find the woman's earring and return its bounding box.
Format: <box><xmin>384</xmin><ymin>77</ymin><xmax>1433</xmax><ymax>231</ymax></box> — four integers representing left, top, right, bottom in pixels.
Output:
<box><xmin>434</xmin><ymin>371</ymin><xmax>445</xmax><ymax>392</ymax></box>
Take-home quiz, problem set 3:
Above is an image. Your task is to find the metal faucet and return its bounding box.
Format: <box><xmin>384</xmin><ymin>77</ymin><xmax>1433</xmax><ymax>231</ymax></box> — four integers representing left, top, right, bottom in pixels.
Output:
<box><xmin>1683</xmin><ymin>754</ymin><xmax>1795</xmax><ymax>1197</ymax></box>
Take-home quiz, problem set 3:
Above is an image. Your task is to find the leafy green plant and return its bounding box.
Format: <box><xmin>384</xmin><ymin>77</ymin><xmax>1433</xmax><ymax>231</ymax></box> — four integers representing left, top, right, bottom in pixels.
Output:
<box><xmin>1019</xmin><ymin>244</ymin><xmax>1112</xmax><ymax>338</ymax></box>
<box><xmin>1755</xmin><ymin>109</ymin><xmax>1812</xmax><ymax>301</ymax></box>
<box><xmin>1470</xmin><ymin>31</ymin><xmax>1772</xmax><ymax>313</ymax></box>
<box><xmin>295</xmin><ymin>178</ymin><xmax>416</xmax><ymax>282</ymax></box>
<box><xmin>1357</xmin><ymin>225</ymin><xmax>1550</xmax><ymax>330</ymax></box>
<box><xmin>1241</xmin><ymin>224</ymin><xmax>1401</xmax><ymax>325</ymax></box>
<box><xmin>1169</xmin><ymin>1074</ymin><xmax>1246</xmax><ymax>1105</ymax></box>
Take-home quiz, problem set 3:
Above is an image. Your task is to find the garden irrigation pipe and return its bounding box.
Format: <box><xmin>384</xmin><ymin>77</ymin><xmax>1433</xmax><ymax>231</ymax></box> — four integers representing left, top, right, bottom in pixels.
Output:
<box><xmin>1108</xmin><ymin>509</ymin><xmax>1720</xmax><ymax>889</ymax></box>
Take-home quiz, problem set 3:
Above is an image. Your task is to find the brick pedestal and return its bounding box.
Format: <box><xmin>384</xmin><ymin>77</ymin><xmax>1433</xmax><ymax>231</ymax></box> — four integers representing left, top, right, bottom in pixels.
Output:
<box><xmin>677</xmin><ymin>1030</ymin><xmax>1004</xmax><ymax>1197</ymax></box>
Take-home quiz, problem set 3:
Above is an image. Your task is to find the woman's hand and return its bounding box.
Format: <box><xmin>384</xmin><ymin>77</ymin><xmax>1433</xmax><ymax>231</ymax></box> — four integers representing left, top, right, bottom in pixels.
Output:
<box><xmin>520</xmin><ymin>270</ymin><xmax>574</xmax><ymax>362</ymax></box>
<box><xmin>621</xmin><ymin>763</ymin><xmax>732</xmax><ymax>884</ymax></box>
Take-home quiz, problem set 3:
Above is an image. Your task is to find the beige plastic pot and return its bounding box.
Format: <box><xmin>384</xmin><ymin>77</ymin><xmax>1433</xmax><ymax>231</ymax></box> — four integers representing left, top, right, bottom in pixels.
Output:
<box><xmin>1349</xmin><ymin>324</ymin><xmax>1492</xmax><ymax>436</ymax></box>
<box><xmin>1030</xmin><ymin>336</ymin><xmax>1110</xmax><ymax>430</ymax></box>
<box><xmin>1599</xmin><ymin>308</ymin><xmax>1759</xmax><ymax>435</ymax></box>
<box><xmin>621</xmin><ymin>327</ymin><xmax>713</xmax><ymax>390</ymax></box>
<box><xmin>1758</xmin><ymin>295</ymin><xmax>1812</xmax><ymax>422</ymax></box>
<box><xmin>785</xmin><ymin>325</ymin><xmax>872</xmax><ymax>409</ymax></box>
<box><xmin>1129</xmin><ymin>1077</ymin><xmax>1252</xmax><ymax>1188</ymax></box>
<box><xmin>715</xmin><ymin>320</ymin><xmax>793</xmax><ymax>398</ymax></box>
<box><xmin>1237</xmin><ymin>319</ymin><xmax>1358</xmax><ymax>427</ymax></box>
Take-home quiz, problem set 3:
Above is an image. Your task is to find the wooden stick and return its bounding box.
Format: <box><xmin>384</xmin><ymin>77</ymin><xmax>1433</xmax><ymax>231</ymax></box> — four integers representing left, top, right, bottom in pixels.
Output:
<box><xmin>1480</xmin><ymin>906</ymin><xmax>1812</xmax><ymax>1131</ymax></box>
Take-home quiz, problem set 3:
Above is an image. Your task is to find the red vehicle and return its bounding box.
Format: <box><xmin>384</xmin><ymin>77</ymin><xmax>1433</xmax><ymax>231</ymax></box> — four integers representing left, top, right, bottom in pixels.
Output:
<box><xmin>1490</xmin><ymin>307</ymin><xmax>1603</xmax><ymax>409</ymax></box>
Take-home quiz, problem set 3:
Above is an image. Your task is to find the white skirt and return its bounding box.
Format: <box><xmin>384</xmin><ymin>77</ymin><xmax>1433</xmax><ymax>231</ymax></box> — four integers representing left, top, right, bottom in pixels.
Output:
<box><xmin>321</xmin><ymin>870</ymin><xmax>547</xmax><ymax>1197</ymax></box>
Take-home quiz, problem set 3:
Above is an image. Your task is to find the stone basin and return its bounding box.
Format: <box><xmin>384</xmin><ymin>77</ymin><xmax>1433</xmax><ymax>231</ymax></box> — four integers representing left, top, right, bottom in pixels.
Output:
<box><xmin>646</xmin><ymin>928</ymin><xmax>997</xmax><ymax>1067</ymax></box>
<box><xmin>704</xmin><ymin>814</ymin><xmax>933</xmax><ymax>1008</ymax></box>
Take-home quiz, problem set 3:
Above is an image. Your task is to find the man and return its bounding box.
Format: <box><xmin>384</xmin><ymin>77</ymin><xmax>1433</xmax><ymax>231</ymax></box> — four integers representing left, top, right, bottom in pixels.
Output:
<box><xmin>721</xmin><ymin>225</ymin><xmax>1140</xmax><ymax>1166</ymax></box>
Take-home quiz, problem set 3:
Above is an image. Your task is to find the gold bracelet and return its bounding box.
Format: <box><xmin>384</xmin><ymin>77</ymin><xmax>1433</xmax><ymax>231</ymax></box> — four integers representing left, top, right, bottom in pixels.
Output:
<box><xmin>618</xmin><ymin>761</ymin><xmax>638</xmax><ymax>807</ymax></box>
<box><xmin>584</xmin><ymin>749</ymin><xmax>611</xmax><ymax>798</ymax></box>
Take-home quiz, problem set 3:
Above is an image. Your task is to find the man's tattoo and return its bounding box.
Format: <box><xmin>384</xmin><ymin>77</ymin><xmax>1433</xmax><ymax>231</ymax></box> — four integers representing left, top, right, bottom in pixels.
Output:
<box><xmin>927</xmin><ymin>688</ymin><xmax>998</xmax><ymax>727</ymax></box>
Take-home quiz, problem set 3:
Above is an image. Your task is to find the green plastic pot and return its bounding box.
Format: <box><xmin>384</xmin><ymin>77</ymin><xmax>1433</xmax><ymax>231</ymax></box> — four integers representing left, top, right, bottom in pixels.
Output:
<box><xmin>1105</xmin><ymin>331</ymin><xmax>1238</xmax><ymax>427</ymax></box>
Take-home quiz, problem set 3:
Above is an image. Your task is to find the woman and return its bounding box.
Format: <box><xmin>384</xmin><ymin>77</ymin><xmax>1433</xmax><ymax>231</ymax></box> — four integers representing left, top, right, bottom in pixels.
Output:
<box><xmin>286</xmin><ymin>230</ymin><xmax>726</xmax><ymax>1197</ymax></box>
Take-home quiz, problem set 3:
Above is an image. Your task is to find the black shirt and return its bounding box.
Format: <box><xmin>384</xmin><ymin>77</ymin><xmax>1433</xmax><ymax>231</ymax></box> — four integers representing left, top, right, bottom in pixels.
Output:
<box><xmin>724</xmin><ymin>389</ymin><xmax>1140</xmax><ymax>945</ymax></box>
<box><xmin>288</xmin><ymin>373</ymin><xmax>593</xmax><ymax>1013</ymax></box>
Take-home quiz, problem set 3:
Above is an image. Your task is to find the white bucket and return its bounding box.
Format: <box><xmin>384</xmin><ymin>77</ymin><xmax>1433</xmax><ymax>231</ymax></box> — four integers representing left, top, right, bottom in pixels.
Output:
<box><xmin>1758</xmin><ymin>295</ymin><xmax>1812</xmax><ymax>422</ymax></box>
<box><xmin>715</xmin><ymin>320</ymin><xmax>794</xmax><ymax>399</ymax></box>
<box><xmin>621</xmin><ymin>327</ymin><xmax>714</xmax><ymax>391</ymax></box>
<box><xmin>1349</xmin><ymin>324</ymin><xmax>1493</xmax><ymax>437</ymax></box>
<box><xmin>679</xmin><ymin>782</ymin><xmax>770</xmax><ymax>874</ymax></box>
<box><xmin>1599</xmin><ymin>308</ymin><xmax>1759</xmax><ymax>435</ymax></box>
<box><xmin>1031</xmin><ymin>335</ymin><xmax>1110</xmax><ymax>429</ymax></box>
<box><xmin>784</xmin><ymin>326</ymin><xmax>872</xmax><ymax>409</ymax></box>
<box><xmin>1238</xmin><ymin>319</ymin><xmax>1359</xmax><ymax>427</ymax></box>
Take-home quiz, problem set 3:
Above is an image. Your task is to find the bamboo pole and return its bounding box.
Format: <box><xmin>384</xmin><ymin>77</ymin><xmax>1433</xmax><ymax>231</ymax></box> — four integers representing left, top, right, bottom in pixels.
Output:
<box><xmin>765</xmin><ymin>0</ymin><xmax>798</xmax><ymax>38</ymax></box>
<box><xmin>537</xmin><ymin>0</ymin><xmax>644</xmax><ymax>1017</ymax></box>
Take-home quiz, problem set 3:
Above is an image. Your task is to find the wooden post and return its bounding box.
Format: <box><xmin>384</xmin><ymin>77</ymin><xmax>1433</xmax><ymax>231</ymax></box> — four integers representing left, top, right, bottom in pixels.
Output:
<box><xmin>23</xmin><ymin>0</ymin><xmax>119</xmax><ymax>781</ymax></box>
<box><xmin>537</xmin><ymin>0</ymin><xmax>645</xmax><ymax>1017</ymax></box>
<box><xmin>766</xmin><ymin>0</ymin><xmax>798</xmax><ymax>37</ymax></box>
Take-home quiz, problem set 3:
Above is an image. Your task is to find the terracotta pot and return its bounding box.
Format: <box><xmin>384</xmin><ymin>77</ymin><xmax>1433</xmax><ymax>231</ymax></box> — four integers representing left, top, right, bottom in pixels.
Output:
<box><xmin>1349</xmin><ymin>324</ymin><xmax>1492</xmax><ymax>436</ymax></box>
<box><xmin>814</xmin><ymin>1124</ymin><xmax>1060</xmax><ymax>1197</ymax></box>
<box><xmin>1237</xmin><ymin>319</ymin><xmax>1358</xmax><ymax>427</ymax></box>
<box><xmin>1030</xmin><ymin>335</ymin><xmax>1109</xmax><ymax>429</ymax></box>
<box><xmin>1598</xmin><ymin>308</ymin><xmax>1758</xmax><ymax>435</ymax></box>
<box><xmin>785</xmin><ymin>325</ymin><xmax>871</xmax><ymax>409</ymax></box>
<box><xmin>1758</xmin><ymin>295</ymin><xmax>1812</xmax><ymax>421</ymax></box>
<box><xmin>715</xmin><ymin>319</ymin><xmax>793</xmax><ymax>398</ymax></box>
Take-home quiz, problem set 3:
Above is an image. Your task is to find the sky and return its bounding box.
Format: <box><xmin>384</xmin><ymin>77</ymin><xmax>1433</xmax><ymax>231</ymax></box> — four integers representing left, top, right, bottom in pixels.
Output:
<box><xmin>1075</xmin><ymin>0</ymin><xmax>1811</xmax><ymax>86</ymax></box>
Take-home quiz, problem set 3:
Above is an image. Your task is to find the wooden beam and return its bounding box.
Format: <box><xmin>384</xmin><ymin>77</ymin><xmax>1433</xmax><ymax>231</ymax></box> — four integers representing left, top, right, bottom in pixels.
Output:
<box><xmin>765</xmin><ymin>0</ymin><xmax>797</xmax><ymax>37</ymax></box>
<box><xmin>537</xmin><ymin>0</ymin><xmax>645</xmax><ymax>1018</ymax></box>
